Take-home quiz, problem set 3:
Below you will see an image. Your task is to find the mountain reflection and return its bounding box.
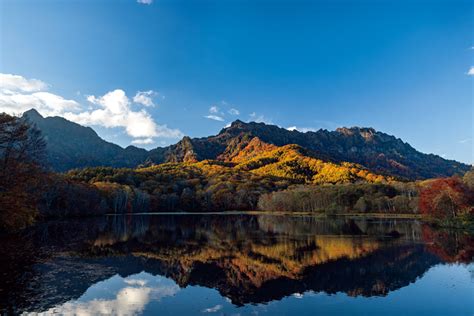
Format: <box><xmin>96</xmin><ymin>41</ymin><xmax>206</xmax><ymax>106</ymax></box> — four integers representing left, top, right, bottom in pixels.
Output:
<box><xmin>0</xmin><ymin>214</ymin><xmax>472</xmax><ymax>314</ymax></box>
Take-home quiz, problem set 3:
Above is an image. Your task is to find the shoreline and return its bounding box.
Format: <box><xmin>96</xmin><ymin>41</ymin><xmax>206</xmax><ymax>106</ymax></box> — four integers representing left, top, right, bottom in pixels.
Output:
<box><xmin>104</xmin><ymin>211</ymin><xmax>423</xmax><ymax>219</ymax></box>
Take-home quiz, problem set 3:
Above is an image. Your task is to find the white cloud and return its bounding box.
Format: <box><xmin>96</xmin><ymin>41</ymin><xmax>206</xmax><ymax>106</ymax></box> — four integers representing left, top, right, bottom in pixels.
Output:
<box><xmin>458</xmin><ymin>138</ymin><xmax>471</xmax><ymax>144</ymax></box>
<box><xmin>0</xmin><ymin>91</ymin><xmax>81</xmax><ymax>116</ymax></box>
<box><xmin>0</xmin><ymin>73</ymin><xmax>48</xmax><ymax>93</ymax></box>
<box><xmin>202</xmin><ymin>304</ymin><xmax>223</xmax><ymax>313</ymax></box>
<box><xmin>132</xmin><ymin>138</ymin><xmax>154</xmax><ymax>145</ymax></box>
<box><xmin>205</xmin><ymin>105</ymin><xmax>228</xmax><ymax>121</ymax></box>
<box><xmin>205</xmin><ymin>114</ymin><xmax>225</xmax><ymax>121</ymax></box>
<box><xmin>154</xmin><ymin>123</ymin><xmax>183</xmax><ymax>138</ymax></box>
<box><xmin>137</xmin><ymin>0</ymin><xmax>153</xmax><ymax>4</ymax></box>
<box><xmin>467</xmin><ymin>67</ymin><xmax>474</xmax><ymax>76</ymax></box>
<box><xmin>206</xmin><ymin>102</ymin><xmax>240</xmax><ymax>122</ymax></box>
<box><xmin>39</xmin><ymin>273</ymin><xmax>179</xmax><ymax>316</ymax></box>
<box><xmin>286</xmin><ymin>126</ymin><xmax>316</xmax><ymax>133</ymax></box>
<box><xmin>133</xmin><ymin>90</ymin><xmax>157</xmax><ymax>107</ymax></box>
<box><xmin>249</xmin><ymin>112</ymin><xmax>272</xmax><ymax>124</ymax></box>
<box><xmin>0</xmin><ymin>73</ymin><xmax>80</xmax><ymax>116</ymax></box>
<box><xmin>0</xmin><ymin>73</ymin><xmax>183</xmax><ymax>144</ymax></box>
<box><xmin>228</xmin><ymin>108</ymin><xmax>240</xmax><ymax>115</ymax></box>
<box><xmin>66</xmin><ymin>89</ymin><xmax>183</xmax><ymax>139</ymax></box>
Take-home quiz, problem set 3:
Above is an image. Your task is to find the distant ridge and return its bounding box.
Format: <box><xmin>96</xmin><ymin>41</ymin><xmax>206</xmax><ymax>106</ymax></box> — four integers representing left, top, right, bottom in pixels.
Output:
<box><xmin>22</xmin><ymin>109</ymin><xmax>470</xmax><ymax>179</ymax></box>
<box><xmin>23</xmin><ymin>109</ymin><xmax>148</xmax><ymax>171</ymax></box>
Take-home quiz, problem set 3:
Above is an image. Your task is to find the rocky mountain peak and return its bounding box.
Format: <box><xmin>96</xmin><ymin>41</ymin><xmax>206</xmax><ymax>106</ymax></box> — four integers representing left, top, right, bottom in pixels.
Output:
<box><xmin>22</xmin><ymin>110</ymin><xmax>469</xmax><ymax>179</ymax></box>
<box><xmin>23</xmin><ymin>108</ymin><xmax>43</xmax><ymax>120</ymax></box>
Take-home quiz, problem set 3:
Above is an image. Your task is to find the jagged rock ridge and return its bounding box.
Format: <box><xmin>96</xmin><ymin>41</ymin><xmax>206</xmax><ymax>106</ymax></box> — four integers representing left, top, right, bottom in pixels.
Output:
<box><xmin>23</xmin><ymin>110</ymin><xmax>470</xmax><ymax>179</ymax></box>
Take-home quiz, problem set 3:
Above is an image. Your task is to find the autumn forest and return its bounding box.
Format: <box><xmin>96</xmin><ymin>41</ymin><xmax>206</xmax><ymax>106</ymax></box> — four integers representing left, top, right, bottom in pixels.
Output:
<box><xmin>1</xmin><ymin>111</ymin><xmax>473</xmax><ymax>232</ymax></box>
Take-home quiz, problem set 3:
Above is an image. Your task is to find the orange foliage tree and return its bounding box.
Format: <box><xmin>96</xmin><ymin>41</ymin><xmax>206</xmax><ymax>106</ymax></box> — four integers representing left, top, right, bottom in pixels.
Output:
<box><xmin>422</xmin><ymin>225</ymin><xmax>474</xmax><ymax>263</ymax></box>
<box><xmin>418</xmin><ymin>177</ymin><xmax>473</xmax><ymax>219</ymax></box>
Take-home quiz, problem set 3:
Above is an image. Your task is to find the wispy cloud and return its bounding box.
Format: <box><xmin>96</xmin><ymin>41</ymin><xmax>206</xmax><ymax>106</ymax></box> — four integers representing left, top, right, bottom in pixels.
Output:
<box><xmin>133</xmin><ymin>90</ymin><xmax>157</xmax><ymax>107</ymax></box>
<box><xmin>204</xmin><ymin>114</ymin><xmax>225</xmax><ymax>121</ymax></box>
<box><xmin>458</xmin><ymin>138</ymin><xmax>471</xmax><ymax>144</ymax></box>
<box><xmin>202</xmin><ymin>305</ymin><xmax>223</xmax><ymax>313</ymax></box>
<box><xmin>131</xmin><ymin>138</ymin><xmax>154</xmax><ymax>145</ymax></box>
<box><xmin>209</xmin><ymin>106</ymin><xmax>219</xmax><ymax>113</ymax></box>
<box><xmin>205</xmin><ymin>104</ymin><xmax>229</xmax><ymax>122</ymax></box>
<box><xmin>137</xmin><ymin>0</ymin><xmax>153</xmax><ymax>4</ymax></box>
<box><xmin>249</xmin><ymin>112</ymin><xmax>272</xmax><ymax>124</ymax></box>
<box><xmin>228</xmin><ymin>108</ymin><xmax>240</xmax><ymax>115</ymax></box>
<box><xmin>467</xmin><ymin>67</ymin><xmax>474</xmax><ymax>76</ymax></box>
<box><xmin>205</xmin><ymin>101</ymin><xmax>240</xmax><ymax>122</ymax></box>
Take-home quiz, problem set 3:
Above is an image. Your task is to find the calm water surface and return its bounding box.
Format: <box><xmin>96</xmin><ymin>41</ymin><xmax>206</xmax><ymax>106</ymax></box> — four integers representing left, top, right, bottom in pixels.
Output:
<box><xmin>0</xmin><ymin>214</ymin><xmax>473</xmax><ymax>315</ymax></box>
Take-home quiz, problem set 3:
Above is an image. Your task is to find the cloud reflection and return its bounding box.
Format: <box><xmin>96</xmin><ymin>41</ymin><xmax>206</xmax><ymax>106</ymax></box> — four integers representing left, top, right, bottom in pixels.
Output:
<box><xmin>32</xmin><ymin>273</ymin><xmax>179</xmax><ymax>316</ymax></box>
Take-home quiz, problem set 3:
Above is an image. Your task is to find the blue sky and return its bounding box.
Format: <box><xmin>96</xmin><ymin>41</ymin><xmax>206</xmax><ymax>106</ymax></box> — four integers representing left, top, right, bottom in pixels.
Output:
<box><xmin>0</xmin><ymin>0</ymin><xmax>472</xmax><ymax>163</ymax></box>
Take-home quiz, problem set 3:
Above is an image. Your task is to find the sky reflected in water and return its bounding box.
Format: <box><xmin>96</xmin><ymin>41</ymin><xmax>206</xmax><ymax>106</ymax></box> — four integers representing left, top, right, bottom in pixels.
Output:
<box><xmin>32</xmin><ymin>263</ymin><xmax>474</xmax><ymax>316</ymax></box>
<box><xmin>0</xmin><ymin>214</ymin><xmax>471</xmax><ymax>316</ymax></box>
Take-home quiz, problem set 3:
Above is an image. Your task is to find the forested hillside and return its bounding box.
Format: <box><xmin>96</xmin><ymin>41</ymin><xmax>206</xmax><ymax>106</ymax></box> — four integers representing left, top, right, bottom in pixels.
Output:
<box><xmin>1</xmin><ymin>111</ymin><xmax>472</xmax><ymax>232</ymax></box>
<box><xmin>24</xmin><ymin>110</ymin><xmax>469</xmax><ymax>179</ymax></box>
<box><xmin>23</xmin><ymin>109</ymin><xmax>148</xmax><ymax>171</ymax></box>
<box><xmin>148</xmin><ymin>120</ymin><xmax>469</xmax><ymax>179</ymax></box>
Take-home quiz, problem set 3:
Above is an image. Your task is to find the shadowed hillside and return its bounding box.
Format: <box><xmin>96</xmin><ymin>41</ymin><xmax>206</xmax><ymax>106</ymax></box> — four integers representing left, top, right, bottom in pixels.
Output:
<box><xmin>23</xmin><ymin>110</ymin><xmax>469</xmax><ymax>179</ymax></box>
<box><xmin>23</xmin><ymin>109</ymin><xmax>148</xmax><ymax>171</ymax></box>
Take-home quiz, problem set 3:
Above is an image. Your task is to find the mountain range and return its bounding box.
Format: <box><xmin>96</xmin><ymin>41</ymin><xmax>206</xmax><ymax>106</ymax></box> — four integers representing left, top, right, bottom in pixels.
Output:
<box><xmin>23</xmin><ymin>109</ymin><xmax>470</xmax><ymax>180</ymax></box>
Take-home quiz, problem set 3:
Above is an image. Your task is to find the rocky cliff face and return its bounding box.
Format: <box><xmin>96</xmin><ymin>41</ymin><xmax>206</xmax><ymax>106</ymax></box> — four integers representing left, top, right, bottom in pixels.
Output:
<box><xmin>23</xmin><ymin>109</ymin><xmax>469</xmax><ymax>179</ymax></box>
<box><xmin>148</xmin><ymin>120</ymin><xmax>470</xmax><ymax>180</ymax></box>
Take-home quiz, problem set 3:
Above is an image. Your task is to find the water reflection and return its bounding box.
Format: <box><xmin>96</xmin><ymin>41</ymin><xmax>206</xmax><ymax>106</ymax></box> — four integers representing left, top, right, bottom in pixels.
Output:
<box><xmin>0</xmin><ymin>214</ymin><xmax>472</xmax><ymax>315</ymax></box>
<box><xmin>40</xmin><ymin>272</ymin><xmax>179</xmax><ymax>315</ymax></box>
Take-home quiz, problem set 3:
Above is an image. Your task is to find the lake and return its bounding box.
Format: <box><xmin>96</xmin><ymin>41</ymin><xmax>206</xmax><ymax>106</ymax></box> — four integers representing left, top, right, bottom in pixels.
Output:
<box><xmin>0</xmin><ymin>214</ymin><xmax>473</xmax><ymax>315</ymax></box>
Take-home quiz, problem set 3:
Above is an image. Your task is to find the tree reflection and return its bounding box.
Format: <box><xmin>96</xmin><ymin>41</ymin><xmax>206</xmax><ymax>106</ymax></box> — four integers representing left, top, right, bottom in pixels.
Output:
<box><xmin>0</xmin><ymin>215</ymin><xmax>472</xmax><ymax>313</ymax></box>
